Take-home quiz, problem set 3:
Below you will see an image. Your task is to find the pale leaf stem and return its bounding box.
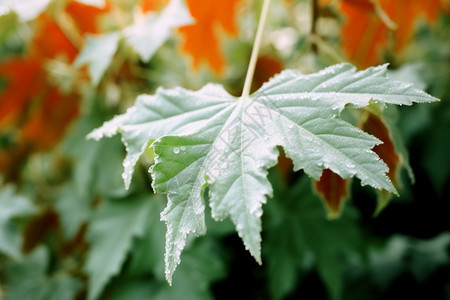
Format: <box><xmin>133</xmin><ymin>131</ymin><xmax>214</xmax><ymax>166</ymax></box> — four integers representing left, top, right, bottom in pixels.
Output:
<box><xmin>241</xmin><ymin>0</ymin><xmax>271</xmax><ymax>99</ymax></box>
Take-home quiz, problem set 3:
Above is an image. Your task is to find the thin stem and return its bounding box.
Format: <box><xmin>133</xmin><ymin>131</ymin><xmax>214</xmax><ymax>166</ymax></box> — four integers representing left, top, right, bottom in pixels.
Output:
<box><xmin>55</xmin><ymin>12</ymin><xmax>83</xmax><ymax>50</ymax></box>
<box><xmin>241</xmin><ymin>0</ymin><xmax>271</xmax><ymax>99</ymax></box>
<box><xmin>370</xmin><ymin>0</ymin><xmax>397</xmax><ymax>30</ymax></box>
<box><xmin>310</xmin><ymin>0</ymin><xmax>319</xmax><ymax>53</ymax></box>
<box><xmin>309</xmin><ymin>34</ymin><xmax>345</xmax><ymax>63</ymax></box>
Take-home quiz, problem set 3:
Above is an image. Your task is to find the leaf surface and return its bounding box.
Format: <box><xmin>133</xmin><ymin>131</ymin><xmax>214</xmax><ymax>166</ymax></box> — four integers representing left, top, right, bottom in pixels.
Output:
<box><xmin>90</xmin><ymin>63</ymin><xmax>437</xmax><ymax>282</ymax></box>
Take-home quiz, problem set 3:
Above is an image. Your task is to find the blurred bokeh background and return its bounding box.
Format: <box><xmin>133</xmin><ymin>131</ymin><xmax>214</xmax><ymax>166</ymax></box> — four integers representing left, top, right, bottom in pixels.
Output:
<box><xmin>0</xmin><ymin>0</ymin><xmax>449</xmax><ymax>299</ymax></box>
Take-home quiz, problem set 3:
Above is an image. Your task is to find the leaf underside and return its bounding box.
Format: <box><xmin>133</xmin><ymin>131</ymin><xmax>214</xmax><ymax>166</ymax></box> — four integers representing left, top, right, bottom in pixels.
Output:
<box><xmin>89</xmin><ymin>63</ymin><xmax>437</xmax><ymax>283</ymax></box>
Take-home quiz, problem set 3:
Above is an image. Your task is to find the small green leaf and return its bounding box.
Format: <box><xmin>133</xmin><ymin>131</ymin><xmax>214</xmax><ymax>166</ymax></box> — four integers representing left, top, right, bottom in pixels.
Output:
<box><xmin>4</xmin><ymin>0</ymin><xmax>51</xmax><ymax>22</ymax></box>
<box><xmin>370</xmin><ymin>233</ymin><xmax>450</xmax><ymax>288</ymax></box>
<box><xmin>107</xmin><ymin>279</ymin><xmax>159</xmax><ymax>300</ymax></box>
<box><xmin>0</xmin><ymin>185</ymin><xmax>36</xmax><ymax>259</ymax></box>
<box><xmin>74</xmin><ymin>32</ymin><xmax>121</xmax><ymax>86</ymax></box>
<box><xmin>110</xmin><ymin>239</ymin><xmax>226</xmax><ymax>300</ymax></box>
<box><xmin>125</xmin><ymin>195</ymin><xmax>166</xmax><ymax>278</ymax></box>
<box><xmin>4</xmin><ymin>246</ymin><xmax>82</xmax><ymax>300</ymax></box>
<box><xmin>85</xmin><ymin>194</ymin><xmax>155</xmax><ymax>300</ymax></box>
<box><xmin>124</xmin><ymin>0</ymin><xmax>193</xmax><ymax>62</ymax></box>
<box><xmin>54</xmin><ymin>184</ymin><xmax>91</xmax><ymax>240</ymax></box>
<box><xmin>156</xmin><ymin>239</ymin><xmax>227</xmax><ymax>299</ymax></box>
<box><xmin>265</xmin><ymin>172</ymin><xmax>362</xmax><ymax>300</ymax></box>
<box><xmin>409</xmin><ymin>233</ymin><xmax>450</xmax><ymax>281</ymax></box>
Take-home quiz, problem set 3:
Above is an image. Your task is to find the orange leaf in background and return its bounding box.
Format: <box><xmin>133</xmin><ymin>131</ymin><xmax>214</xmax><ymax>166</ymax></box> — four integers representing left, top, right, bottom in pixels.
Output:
<box><xmin>382</xmin><ymin>0</ymin><xmax>446</xmax><ymax>52</ymax></box>
<box><xmin>361</xmin><ymin>112</ymin><xmax>400</xmax><ymax>186</ymax></box>
<box><xmin>339</xmin><ymin>0</ymin><xmax>447</xmax><ymax>68</ymax></box>
<box><xmin>179</xmin><ymin>0</ymin><xmax>244</xmax><ymax>74</ymax></box>
<box><xmin>360</xmin><ymin>112</ymin><xmax>403</xmax><ymax>215</ymax></box>
<box><xmin>0</xmin><ymin>58</ymin><xmax>43</xmax><ymax>128</ymax></box>
<box><xmin>29</xmin><ymin>2</ymin><xmax>110</xmax><ymax>61</ymax></box>
<box><xmin>140</xmin><ymin>0</ymin><xmax>169</xmax><ymax>12</ymax></box>
<box><xmin>340</xmin><ymin>0</ymin><xmax>385</xmax><ymax>68</ymax></box>
<box><xmin>31</xmin><ymin>15</ymin><xmax>79</xmax><ymax>61</ymax></box>
<box><xmin>21</xmin><ymin>88</ymin><xmax>79</xmax><ymax>152</ymax></box>
<box><xmin>65</xmin><ymin>1</ymin><xmax>110</xmax><ymax>34</ymax></box>
<box><xmin>0</xmin><ymin>1</ymin><xmax>109</xmax><ymax>127</ymax></box>
<box><xmin>0</xmin><ymin>1</ymin><xmax>109</xmax><ymax>182</ymax></box>
<box><xmin>315</xmin><ymin>169</ymin><xmax>350</xmax><ymax>218</ymax></box>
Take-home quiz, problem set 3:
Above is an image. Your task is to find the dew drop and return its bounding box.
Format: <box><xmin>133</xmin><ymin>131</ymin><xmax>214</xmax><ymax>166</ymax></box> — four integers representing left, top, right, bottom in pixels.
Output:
<box><xmin>287</xmin><ymin>123</ymin><xmax>294</xmax><ymax>129</ymax></box>
<box><xmin>173</xmin><ymin>148</ymin><xmax>180</xmax><ymax>154</ymax></box>
<box><xmin>181</xmin><ymin>146</ymin><xmax>186</xmax><ymax>151</ymax></box>
<box><xmin>346</xmin><ymin>162</ymin><xmax>355</xmax><ymax>168</ymax></box>
<box><xmin>331</xmin><ymin>104</ymin><xmax>341</xmax><ymax>111</ymax></box>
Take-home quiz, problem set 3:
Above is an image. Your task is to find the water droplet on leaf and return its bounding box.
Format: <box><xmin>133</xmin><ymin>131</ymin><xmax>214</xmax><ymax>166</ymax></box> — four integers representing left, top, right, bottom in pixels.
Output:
<box><xmin>346</xmin><ymin>162</ymin><xmax>355</xmax><ymax>168</ymax></box>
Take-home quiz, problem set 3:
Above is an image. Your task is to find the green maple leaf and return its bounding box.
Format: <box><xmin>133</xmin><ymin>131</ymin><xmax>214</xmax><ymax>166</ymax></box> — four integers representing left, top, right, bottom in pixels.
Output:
<box><xmin>89</xmin><ymin>63</ymin><xmax>437</xmax><ymax>283</ymax></box>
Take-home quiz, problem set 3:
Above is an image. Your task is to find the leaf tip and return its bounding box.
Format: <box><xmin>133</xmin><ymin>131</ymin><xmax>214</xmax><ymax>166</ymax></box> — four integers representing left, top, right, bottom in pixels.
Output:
<box><xmin>373</xmin><ymin>189</ymin><xmax>393</xmax><ymax>217</ymax></box>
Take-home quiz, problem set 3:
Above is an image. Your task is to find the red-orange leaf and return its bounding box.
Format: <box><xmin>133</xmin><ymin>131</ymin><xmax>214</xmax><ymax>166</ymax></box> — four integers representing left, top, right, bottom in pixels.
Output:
<box><xmin>0</xmin><ymin>58</ymin><xmax>43</xmax><ymax>128</ymax></box>
<box><xmin>30</xmin><ymin>2</ymin><xmax>109</xmax><ymax>61</ymax></box>
<box><xmin>252</xmin><ymin>55</ymin><xmax>284</xmax><ymax>93</ymax></box>
<box><xmin>65</xmin><ymin>1</ymin><xmax>111</xmax><ymax>35</ymax></box>
<box><xmin>339</xmin><ymin>0</ymin><xmax>447</xmax><ymax>67</ymax></box>
<box><xmin>32</xmin><ymin>15</ymin><xmax>79</xmax><ymax>61</ymax></box>
<box><xmin>141</xmin><ymin>0</ymin><xmax>168</xmax><ymax>12</ymax></box>
<box><xmin>361</xmin><ymin>112</ymin><xmax>400</xmax><ymax>185</ymax></box>
<box><xmin>21</xmin><ymin>88</ymin><xmax>79</xmax><ymax>152</ymax></box>
<box><xmin>178</xmin><ymin>0</ymin><xmax>244</xmax><ymax>74</ymax></box>
<box><xmin>315</xmin><ymin>169</ymin><xmax>350</xmax><ymax>218</ymax></box>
